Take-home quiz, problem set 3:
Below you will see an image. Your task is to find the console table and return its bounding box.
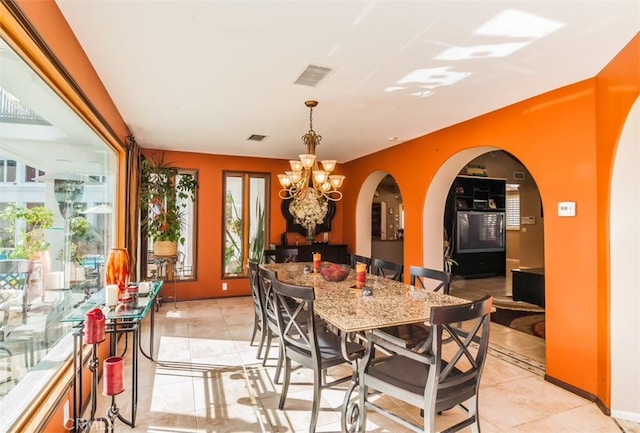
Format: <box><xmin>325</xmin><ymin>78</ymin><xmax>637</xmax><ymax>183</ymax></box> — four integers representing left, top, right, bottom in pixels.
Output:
<box><xmin>512</xmin><ymin>267</ymin><xmax>545</xmax><ymax>307</ymax></box>
<box><xmin>274</xmin><ymin>243</ymin><xmax>348</xmax><ymax>264</ymax></box>
<box><xmin>63</xmin><ymin>280</ymin><xmax>163</xmax><ymax>431</ymax></box>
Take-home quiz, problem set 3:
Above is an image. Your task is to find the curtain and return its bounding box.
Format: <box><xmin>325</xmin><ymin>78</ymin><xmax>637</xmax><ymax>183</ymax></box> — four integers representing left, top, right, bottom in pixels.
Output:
<box><xmin>125</xmin><ymin>134</ymin><xmax>141</xmax><ymax>281</ymax></box>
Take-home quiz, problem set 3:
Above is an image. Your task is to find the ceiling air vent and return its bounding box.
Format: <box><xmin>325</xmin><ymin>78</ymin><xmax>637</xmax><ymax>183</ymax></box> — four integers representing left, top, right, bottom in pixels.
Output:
<box><xmin>247</xmin><ymin>134</ymin><xmax>267</xmax><ymax>142</ymax></box>
<box><xmin>294</xmin><ymin>64</ymin><xmax>333</xmax><ymax>87</ymax></box>
<box><xmin>513</xmin><ymin>171</ymin><xmax>525</xmax><ymax>180</ymax></box>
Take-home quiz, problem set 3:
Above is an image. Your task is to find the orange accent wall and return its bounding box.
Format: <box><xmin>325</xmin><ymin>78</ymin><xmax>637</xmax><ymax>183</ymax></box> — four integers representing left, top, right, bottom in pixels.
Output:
<box><xmin>140</xmin><ymin>149</ymin><xmax>345</xmax><ymax>300</ymax></box>
<box><xmin>342</xmin><ymin>33</ymin><xmax>639</xmax><ymax>407</ymax></box>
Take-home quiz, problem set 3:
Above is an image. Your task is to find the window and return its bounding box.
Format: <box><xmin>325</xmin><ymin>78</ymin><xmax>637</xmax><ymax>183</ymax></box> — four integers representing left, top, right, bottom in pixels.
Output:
<box><xmin>0</xmin><ymin>35</ymin><xmax>117</xmax><ymax>416</ymax></box>
<box><xmin>506</xmin><ymin>185</ymin><xmax>520</xmax><ymax>230</ymax></box>
<box><xmin>141</xmin><ymin>167</ymin><xmax>198</xmax><ymax>281</ymax></box>
<box><xmin>223</xmin><ymin>172</ymin><xmax>269</xmax><ymax>277</ymax></box>
<box><xmin>24</xmin><ymin>165</ymin><xmax>44</xmax><ymax>183</ymax></box>
<box><xmin>0</xmin><ymin>160</ymin><xmax>17</xmax><ymax>183</ymax></box>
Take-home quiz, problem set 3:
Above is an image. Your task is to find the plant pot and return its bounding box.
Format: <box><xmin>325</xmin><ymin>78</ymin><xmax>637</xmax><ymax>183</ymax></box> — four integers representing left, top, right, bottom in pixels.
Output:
<box><xmin>154</xmin><ymin>240</ymin><xmax>178</xmax><ymax>257</ymax></box>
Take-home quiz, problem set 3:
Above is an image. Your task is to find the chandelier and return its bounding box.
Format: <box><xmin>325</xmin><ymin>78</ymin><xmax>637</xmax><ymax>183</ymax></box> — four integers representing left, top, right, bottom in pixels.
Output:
<box><xmin>277</xmin><ymin>100</ymin><xmax>345</xmax><ymax>202</ymax></box>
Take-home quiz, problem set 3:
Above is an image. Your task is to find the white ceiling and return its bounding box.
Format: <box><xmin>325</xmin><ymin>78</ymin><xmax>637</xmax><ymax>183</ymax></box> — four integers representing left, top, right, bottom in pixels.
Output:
<box><xmin>55</xmin><ymin>1</ymin><xmax>639</xmax><ymax>164</ymax></box>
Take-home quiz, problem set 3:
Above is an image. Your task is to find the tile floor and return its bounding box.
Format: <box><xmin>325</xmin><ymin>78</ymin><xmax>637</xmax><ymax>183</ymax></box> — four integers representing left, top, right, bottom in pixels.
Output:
<box><xmin>86</xmin><ymin>282</ymin><xmax>638</xmax><ymax>433</ymax></box>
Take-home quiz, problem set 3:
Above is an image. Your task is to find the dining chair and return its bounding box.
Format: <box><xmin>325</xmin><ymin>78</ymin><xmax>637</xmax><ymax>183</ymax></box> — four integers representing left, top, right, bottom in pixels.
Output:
<box><xmin>409</xmin><ymin>265</ymin><xmax>451</xmax><ymax>295</ymax></box>
<box><xmin>262</xmin><ymin>248</ymin><xmax>298</xmax><ymax>264</ymax></box>
<box><xmin>257</xmin><ymin>266</ymin><xmax>285</xmax><ymax>383</ymax></box>
<box><xmin>349</xmin><ymin>254</ymin><xmax>372</xmax><ymax>273</ymax></box>
<box><xmin>372</xmin><ymin>258</ymin><xmax>404</xmax><ymax>282</ymax></box>
<box><xmin>357</xmin><ymin>295</ymin><xmax>493</xmax><ymax>433</ymax></box>
<box><xmin>247</xmin><ymin>261</ymin><xmax>266</xmax><ymax>359</ymax></box>
<box><xmin>271</xmin><ymin>277</ymin><xmax>365</xmax><ymax>433</ymax></box>
<box><xmin>379</xmin><ymin>265</ymin><xmax>453</xmax><ymax>348</ymax></box>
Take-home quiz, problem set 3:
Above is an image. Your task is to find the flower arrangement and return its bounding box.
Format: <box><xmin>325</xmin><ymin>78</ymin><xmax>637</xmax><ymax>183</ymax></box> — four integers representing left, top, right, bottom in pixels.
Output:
<box><xmin>288</xmin><ymin>191</ymin><xmax>328</xmax><ymax>241</ymax></box>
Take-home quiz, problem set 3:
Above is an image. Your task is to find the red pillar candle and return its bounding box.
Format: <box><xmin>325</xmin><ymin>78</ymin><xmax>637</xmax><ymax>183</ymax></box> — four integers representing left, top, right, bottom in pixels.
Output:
<box><xmin>103</xmin><ymin>356</ymin><xmax>125</xmax><ymax>396</ymax></box>
<box><xmin>313</xmin><ymin>253</ymin><xmax>321</xmax><ymax>273</ymax></box>
<box><xmin>356</xmin><ymin>263</ymin><xmax>367</xmax><ymax>289</ymax></box>
<box><xmin>105</xmin><ymin>248</ymin><xmax>130</xmax><ymax>300</ymax></box>
<box><xmin>84</xmin><ymin>308</ymin><xmax>105</xmax><ymax>345</ymax></box>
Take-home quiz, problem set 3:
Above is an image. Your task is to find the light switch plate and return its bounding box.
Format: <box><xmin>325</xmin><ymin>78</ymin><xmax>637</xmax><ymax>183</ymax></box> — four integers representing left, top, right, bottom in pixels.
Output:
<box><xmin>558</xmin><ymin>201</ymin><xmax>576</xmax><ymax>217</ymax></box>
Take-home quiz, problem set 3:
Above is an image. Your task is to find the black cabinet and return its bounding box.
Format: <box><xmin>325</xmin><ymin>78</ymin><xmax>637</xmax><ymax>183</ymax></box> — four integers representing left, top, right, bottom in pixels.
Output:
<box><xmin>445</xmin><ymin>176</ymin><xmax>506</xmax><ymax>279</ymax></box>
<box><xmin>274</xmin><ymin>244</ymin><xmax>348</xmax><ymax>264</ymax></box>
<box><xmin>512</xmin><ymin>268</ymin><xmax>545</xmax><ymax>307</ymax></box>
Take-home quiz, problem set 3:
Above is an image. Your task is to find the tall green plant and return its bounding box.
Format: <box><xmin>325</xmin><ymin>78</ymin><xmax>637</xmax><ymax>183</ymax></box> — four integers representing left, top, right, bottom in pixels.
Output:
<box><xmin>249</xmin><ymin>198</ymin><xmax>265</xmax><ymax>263</ymax></box>
<box><xmin>224</xmin><ymin>192</ymin><xmax>243</xmax><ymax>274</ymax></box>
<box><xmin>140</xmin><ymin>153</ymin><xmax>197</xmax><ymax>244</ymax></box>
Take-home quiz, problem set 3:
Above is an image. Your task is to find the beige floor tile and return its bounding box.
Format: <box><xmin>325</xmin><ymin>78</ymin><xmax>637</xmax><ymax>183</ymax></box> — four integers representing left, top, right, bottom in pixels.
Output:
<box><xmin>82</xmin><ymin>295</ymin><xmax>640</xmax><ymax>433</ymax></box>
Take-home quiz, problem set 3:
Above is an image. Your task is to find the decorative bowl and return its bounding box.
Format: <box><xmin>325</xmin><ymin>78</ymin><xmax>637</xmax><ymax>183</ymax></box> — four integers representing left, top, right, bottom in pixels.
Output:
<box><xmin>319</xmin><ymin>264</ymin><xmax>351</xmax><ymax>282</ymax></box>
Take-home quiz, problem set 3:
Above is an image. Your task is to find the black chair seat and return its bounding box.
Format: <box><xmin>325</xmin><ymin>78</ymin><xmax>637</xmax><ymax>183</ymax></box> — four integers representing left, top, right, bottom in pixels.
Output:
<box><xmin>358</xmin><ymin>295</ymin><xmax>493</xmax><ymax>433</ymax></box>
<box><xmin>287</xmin><ymin>329</ymin><xmax>364</xmax><ymax>365</ymax></box>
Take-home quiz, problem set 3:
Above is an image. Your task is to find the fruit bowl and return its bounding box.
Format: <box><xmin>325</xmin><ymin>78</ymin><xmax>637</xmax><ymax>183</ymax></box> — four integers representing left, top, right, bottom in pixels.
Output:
<box><xmin>319</xmin><ymin>263</ymin><xmax>351</xmax><ymax>282</ymax></box>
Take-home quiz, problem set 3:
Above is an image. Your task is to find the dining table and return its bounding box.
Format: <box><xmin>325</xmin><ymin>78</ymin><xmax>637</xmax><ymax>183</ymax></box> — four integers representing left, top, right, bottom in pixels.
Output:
<box><xmin>261</xmin><ymin>261</ymin><xmax>471</xmax><ymax>432</ymax></box>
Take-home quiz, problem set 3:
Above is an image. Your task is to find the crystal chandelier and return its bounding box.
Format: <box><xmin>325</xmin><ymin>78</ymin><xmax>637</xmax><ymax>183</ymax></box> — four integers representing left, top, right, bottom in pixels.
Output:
<box><xmin>277</xmin><ymin>100</ymin><xmax>345</xmax><ymax>202</ymax></box>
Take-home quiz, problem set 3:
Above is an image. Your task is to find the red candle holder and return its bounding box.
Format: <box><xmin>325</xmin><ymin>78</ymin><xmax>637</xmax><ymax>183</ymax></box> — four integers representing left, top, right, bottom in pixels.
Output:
<box><xmin>313</xmin><ymin>253</ymin><xmax>321</xmax><ymax>273</ymax></box>
<box><xmin>106</xmin><ymin>248</ymin><xmax>130</xmax><ymax>300</ymax></box>
<box><xmin>103</xmin><ymin>356</ymin><xmax>125</xmax><ymax>396</ymax></box>
<box><xmin>356</xmin><ymin>263</ymin><xmax>367</xmax><ymax>289</ymax></box>
<box><xmin>84</xmin><ymin>308</ymin><xmax>105</xmax><ymax>345</ymax></box>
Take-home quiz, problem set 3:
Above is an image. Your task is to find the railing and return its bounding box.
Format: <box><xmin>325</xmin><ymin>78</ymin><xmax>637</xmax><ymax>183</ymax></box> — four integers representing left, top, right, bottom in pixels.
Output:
<box><xmin>0</xmin><ymin>88</ymin><xmax>50</xmax><ymax>125</ymax></box>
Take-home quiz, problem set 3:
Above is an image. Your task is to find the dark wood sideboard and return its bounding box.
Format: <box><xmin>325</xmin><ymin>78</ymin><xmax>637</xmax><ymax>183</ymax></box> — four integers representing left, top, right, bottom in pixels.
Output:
<box><xmin>511</xmin><ymin>267</ymin><xmax>545</xmax><ymax>307</ymax></box>
<box><xmin>274</xmin><ymin>244</ymin><xmax>348</xmax><ymax>264</ymax></box>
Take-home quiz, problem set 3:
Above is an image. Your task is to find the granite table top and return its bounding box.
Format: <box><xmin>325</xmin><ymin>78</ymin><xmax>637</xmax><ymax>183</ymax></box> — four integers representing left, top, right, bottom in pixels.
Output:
<box><xmin>261</xmin><ymin>262</ymin><xmax>468</xmax><ymax>333</ymax></box>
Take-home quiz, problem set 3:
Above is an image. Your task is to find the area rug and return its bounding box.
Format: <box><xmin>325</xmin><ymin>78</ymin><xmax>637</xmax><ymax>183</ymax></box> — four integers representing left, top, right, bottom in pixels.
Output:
<box><xmin>491</xmin><ymin>296</ymin><xmax>545</xmax><ymax>339</ymax></box>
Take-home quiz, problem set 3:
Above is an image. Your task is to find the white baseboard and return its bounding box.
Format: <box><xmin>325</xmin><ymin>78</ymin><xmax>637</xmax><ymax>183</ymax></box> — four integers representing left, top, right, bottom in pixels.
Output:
<box><xmin>611</xmin><ymin>409</ymin><xmax>640</xmax><ymax>423</ymax></box>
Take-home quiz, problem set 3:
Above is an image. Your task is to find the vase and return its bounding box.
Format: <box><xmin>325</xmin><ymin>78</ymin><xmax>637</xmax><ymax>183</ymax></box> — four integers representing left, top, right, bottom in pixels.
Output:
<box><xmin>105</xmin><ymin>248</ymin><xmax>130</xmax><ymax>300</ymax></box>
<box><xmin>306</xmin><ymin>226</ymin><xmax>315</xmax><ymax>245</ymax></box>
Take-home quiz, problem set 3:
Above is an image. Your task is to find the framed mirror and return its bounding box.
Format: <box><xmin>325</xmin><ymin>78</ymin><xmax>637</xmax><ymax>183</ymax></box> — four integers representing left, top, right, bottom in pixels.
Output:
<box><xmin>281</xmin><ymin>198</ymin><xmax>336</xmax><ymax>236</ymax></box>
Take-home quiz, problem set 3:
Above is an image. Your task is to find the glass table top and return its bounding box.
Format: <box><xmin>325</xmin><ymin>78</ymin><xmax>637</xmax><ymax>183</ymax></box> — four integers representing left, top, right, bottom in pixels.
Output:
<box><xmin>61</xmin><ymin>280</ymin><xmax>164</xmax><ymax>322</ymax></box>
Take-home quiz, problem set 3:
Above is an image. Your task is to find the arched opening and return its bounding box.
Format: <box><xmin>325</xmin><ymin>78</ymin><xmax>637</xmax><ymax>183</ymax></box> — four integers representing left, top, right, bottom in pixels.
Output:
<box><xmin>354</xmin><ymin>170</ymin><xmax>389</xmax><ymax>257</ymax></box>
<box><xmin>424</xmin><ymin>147</ymin><xmax>546</xmax><ymax>366</ymax></box>
<box><xmin>370</xmin><ymin>174</ymin><xmax>404</xmax><ymax>265</ymax></box>
<box><xmin>610</xmin><ymin>96</ymin><xmax>640</xmax><ymax>421</ymax></box>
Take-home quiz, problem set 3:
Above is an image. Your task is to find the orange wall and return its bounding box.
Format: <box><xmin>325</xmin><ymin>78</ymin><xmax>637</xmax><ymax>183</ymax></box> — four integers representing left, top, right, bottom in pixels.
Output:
<box><xmin>342</xmin><ymin>33</ymin><xmax>639</xmax><ymax>406</ymax></box>
<box><xmin>140</xmin><ymin>149</ymin><xmax>345</xmax><ymax>300</ymax></box>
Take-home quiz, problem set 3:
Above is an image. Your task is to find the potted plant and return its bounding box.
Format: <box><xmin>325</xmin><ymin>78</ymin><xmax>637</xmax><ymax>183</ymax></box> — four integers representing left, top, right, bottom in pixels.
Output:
<box><xmin>140</xmin><ymin>152</ymin><xmax>198</xmax><ymax>256</ymax></box>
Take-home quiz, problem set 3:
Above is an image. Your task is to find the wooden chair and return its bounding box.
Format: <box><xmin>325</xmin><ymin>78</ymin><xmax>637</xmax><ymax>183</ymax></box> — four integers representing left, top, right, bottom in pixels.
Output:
<box><xmin>358</xmin><ymin>295</ymin><xmax>493</xmax><ymax>433</ymax></box>
<box><xmin>271</xmin><ymin>277</ymin><xmax>365</xmax><ymax>433</ymax></box>
<box><xmin>257</xmin><ymin>266</ymin><xmax>285</xmax><ymax>383</ymax></box>
<box><xmin>381</xmin><ymin>265</ymin><xmax>453</xmax><ymax>348</ymax></box>
<box><xmin>262</xmin><ymin>248</ymin><xmax>298</xmax><ymax>264</ymax></box>
<box><xmin>409</xmin><ymin>265</ymin><xmax>451</xmax><ymax>295</ymax></box>
<box><xmin>349</xmin><ymin>254</ymin><xmax>372</xmax><ymax>273</ymax></box>
<box><xmin>247</xmin><ymin>261</ymin><xmax>266</xmax><ymax>359</ymax></box>
<box><xmin>372</xmin><ymin>258</ymin><xmax>404</xmax><ymax>282</ymax></box>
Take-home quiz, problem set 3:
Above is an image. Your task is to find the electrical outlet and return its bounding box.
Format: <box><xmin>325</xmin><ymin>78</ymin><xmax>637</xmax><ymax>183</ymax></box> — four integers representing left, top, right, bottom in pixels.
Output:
<box><xmin>222</xmin><ymin>283</ymin><xmax>228</xmax><ymax>291</ymax></box>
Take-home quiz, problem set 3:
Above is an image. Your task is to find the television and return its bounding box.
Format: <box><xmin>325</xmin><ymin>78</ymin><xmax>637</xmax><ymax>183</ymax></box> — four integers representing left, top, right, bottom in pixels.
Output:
<box><xmin>456</xmin><ymin>211</ymin><xmax>505</xmax><ymax>253</ymax></box>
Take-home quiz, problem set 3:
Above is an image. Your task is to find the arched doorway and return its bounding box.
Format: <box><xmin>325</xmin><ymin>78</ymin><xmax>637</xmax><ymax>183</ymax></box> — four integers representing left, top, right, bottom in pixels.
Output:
<box><xmin>610</xmin><ymin>96</ymin><xmax>640</xmax><ymax>421</ymax></box>
<box><xmin>370</xmin><ymin>174</ymin><xmax>404</xmax><ymax>264</ymax></box>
